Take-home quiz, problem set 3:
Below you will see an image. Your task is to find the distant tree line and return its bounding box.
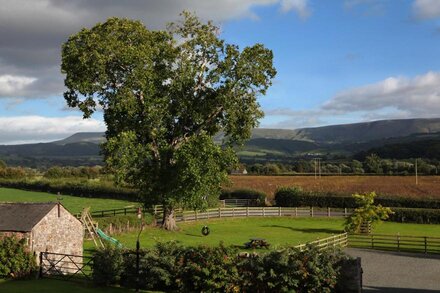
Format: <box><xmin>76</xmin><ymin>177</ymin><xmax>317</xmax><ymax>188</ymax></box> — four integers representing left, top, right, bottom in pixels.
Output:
<box><xmin>243</xmin><ymin>154</ymin><xmax>439</xmax><ymax>175</ymax></box>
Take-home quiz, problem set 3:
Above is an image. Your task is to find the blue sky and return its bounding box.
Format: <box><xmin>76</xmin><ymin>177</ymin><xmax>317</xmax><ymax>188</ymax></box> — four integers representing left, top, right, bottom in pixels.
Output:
<box><xmin>1</xmin><ymin>0</ymin><xmax>440</xmax><ymax>143</ymax></box>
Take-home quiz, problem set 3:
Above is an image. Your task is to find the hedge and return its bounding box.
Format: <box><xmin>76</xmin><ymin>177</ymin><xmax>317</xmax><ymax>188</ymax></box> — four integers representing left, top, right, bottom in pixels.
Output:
<box><xmin>0</xmin><ymin>178</ymin><xmax>138</xmax><ymax>201</ymax></box>
<box><xmin>390</xmin><ymin>208</ymin><xmax>440</xmax><ymax>224</ymax></box>
<box><xmin>274</xmin><ymin>186</ymin><xmax>440</xmax><ymax>209</ymax></box>
<box><xmin>0</xmin><ymin>236</ymin><xmax>37</xmax><ymax>279</ymax></box>
<box><xmin>92</xmin><ymin>242</ymin><xmax>353</xmax><ymax>292</ymax></box>
<box><xmin>220</xmin><ymin>188</ymin><xmax>267</xmax><ymax>202</ymax></box>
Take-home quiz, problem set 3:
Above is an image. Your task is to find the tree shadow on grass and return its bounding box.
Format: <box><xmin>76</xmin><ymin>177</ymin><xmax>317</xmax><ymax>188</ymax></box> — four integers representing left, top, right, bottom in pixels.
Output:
<box><xmin>261</xmin><ymin>225</ymin><xmax>341</xmax><ymax>234</ymax></box>
<box><xmin>183</xmin><ymin>233</ymin><xmax>203</xmax><ymax>238</ymax></box>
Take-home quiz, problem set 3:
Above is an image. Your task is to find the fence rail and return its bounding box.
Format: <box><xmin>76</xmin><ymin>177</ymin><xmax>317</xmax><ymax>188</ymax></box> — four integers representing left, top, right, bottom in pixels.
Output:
<box><xmin>348</xmin><ymin>233</ymin><xmax>440</xmax><ymax>254</ymax></box>
<box><xmin>174</xmin><ymin>206</ymin><xmax>351</xmax><ymax>222</ymax></box>
<box><xmin>296</xmin><ymin>232</ymin><xmax>348</xmax><ymax>251</ymax></box>
<box><xmin>39</xmin><ymin>251</ymin><xmax>93</xmax><ymax>281</ymax></box>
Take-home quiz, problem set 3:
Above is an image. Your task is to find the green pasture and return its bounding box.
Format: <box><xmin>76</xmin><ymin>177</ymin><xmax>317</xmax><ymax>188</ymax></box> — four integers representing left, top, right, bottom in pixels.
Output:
<box><xmin>0</xmin><ymin>187</ymin><xmax>137</xmax><ymax>214</ymax></box>
<box><xmin>86</xmin><ymin>217</ymin><xmax>440</xmax><ymax>251</ymax></box>
<box><xmin>0</xmin><ymin>279</ymin><xmax>159</xmax><ymax>293</ymax></box>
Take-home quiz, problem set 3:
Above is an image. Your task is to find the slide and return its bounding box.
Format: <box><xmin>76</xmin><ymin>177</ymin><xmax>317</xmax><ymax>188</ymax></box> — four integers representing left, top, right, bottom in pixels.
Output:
<box><xmin>96</xmin><ymin>228</ymin><xmax>123</xmax><ymax>248</ymax></box>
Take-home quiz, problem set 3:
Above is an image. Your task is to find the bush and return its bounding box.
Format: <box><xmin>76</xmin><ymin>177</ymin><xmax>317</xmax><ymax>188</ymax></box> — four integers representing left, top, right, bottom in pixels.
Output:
<box><xmin>220</xmin><ymin>188</ymin><xmax>267</xmax><ymax>206</ymax></box>
<box><xmin>92</xmin><ymin>245</ymin><xmax>124</xmax><ymax>286</ymax></box>
<box><xmin>92</xmin><ymin>242</ymin><xmax>351</xmax><ymax>292</ymax></box>
<box><xmin>389</xmin><ymin>208</ymin><xmax>440</xmax><ymax>224</ymax></box>
<box><xmin>0</xmin><ymin>236</ymin><xmax>37</xmax><ymax>278</ymax></box>
<box><xmin>236</xmin><ymin>246</ymin><xmax>348</xmax><ymax>292</ymax></box>
<box><xmin>274</xmin><ymin>186</ymin><xmax>440</xmax><ymax>209</ymax></box>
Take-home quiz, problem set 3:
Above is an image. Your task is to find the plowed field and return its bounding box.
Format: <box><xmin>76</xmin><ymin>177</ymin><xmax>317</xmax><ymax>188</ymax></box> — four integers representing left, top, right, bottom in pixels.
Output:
<box><xmin>229</xmin><ymin>176</ymin><xmax>440</xmax><ymax>200</ymax></box>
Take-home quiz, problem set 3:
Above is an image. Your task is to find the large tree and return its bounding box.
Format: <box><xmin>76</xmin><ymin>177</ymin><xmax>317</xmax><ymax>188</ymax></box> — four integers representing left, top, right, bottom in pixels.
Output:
<box><xmin>61</xmin><ymin>12</ymin><xmax>276</xmax><ymax>230</ymax></box>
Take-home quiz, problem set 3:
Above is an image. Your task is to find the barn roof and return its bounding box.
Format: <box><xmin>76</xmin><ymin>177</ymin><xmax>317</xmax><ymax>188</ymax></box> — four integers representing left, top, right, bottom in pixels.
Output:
<box><xmin>0</xmin><ymin>203</ymin><xmax>57</xmax><ymax>232</ymax></box>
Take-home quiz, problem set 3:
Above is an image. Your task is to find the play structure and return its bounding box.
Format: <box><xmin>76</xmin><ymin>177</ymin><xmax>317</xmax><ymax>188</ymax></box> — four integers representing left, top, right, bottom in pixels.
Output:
<box><xmin>80</xmin><ymin>208</ymin><xmax>122</xmax><ymax>248</ymax></box>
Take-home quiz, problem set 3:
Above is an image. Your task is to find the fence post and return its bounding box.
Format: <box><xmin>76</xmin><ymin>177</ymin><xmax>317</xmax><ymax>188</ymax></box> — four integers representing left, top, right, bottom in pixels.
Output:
<box><xmin>295</xmin><ymin>207</ymin><xmax>297</xmax><ymax>217</ymax></box>
<box><xmin>278</xmin><ymin>207</ymin><xmax>282</xmax><ymax>217</ymax></box>
<box><xmin>424</xmin><ymin>237</ymin><xmax>427</xmax><ymax>254</ymax></box>
<box><xmin>263</xmin><ymin>207</ymin><xmax>265</xmax><ymax>217</ymax></box>
<box><xmin>344</xmin><ymin>208</ymin><xmax>347</xmax><ymax>217</ymax></box>
<box><xmin>246</xmin><ymin>206</ymin><xmax>249</xmax><ymax>217</ymax></box>
<box><xmin>310</xmin><ymin>207</ymin><xmax>314</xmax><ymax>217</ymax></box>
<box><xmin>218</xmin><ymin>207</ymin><xmax>221</xmax><ymax>218</ymax></box>
<box><xmin>327</xmin><ymin>207</ymin><xmax>330</xmax><ymax>217</ymax></box>
<box><xmin>397</xmin><ymin>233</ymin><xmax>400</xmax><ymax>251</ymax></box>
<box><xmin>124</xmin><ymin>208</ymin><xmax>127</xmax><ymax>215</ymax></box>
<box><xmin>39</xmin><ymin>252</ymin><xmax>43</xmax><ymax>278</ymax></box>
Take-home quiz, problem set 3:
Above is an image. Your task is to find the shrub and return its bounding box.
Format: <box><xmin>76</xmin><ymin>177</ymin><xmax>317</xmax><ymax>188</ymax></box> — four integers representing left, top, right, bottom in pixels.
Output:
<box><xmin>273</xmin><ymin>186</ymin><xmax>440</xmax><ymax>209</ymax></box>
<box><xmin>390</xmin><ymin>208</ymin><xmax>440</xmax><ymax>224</ymax></box>
<box><xmin>121</xmin><ymin>241</ymin><xmax>183</xmax><ymax>291</ymax></box>
<box><xmin>92</xmin><ymin>245</ymin><xmax>124</xmax><ymax>286</ymax></box>
<box><xmin>0</xmin><ymin>236</ymin><xmax>37</xmax><ymax>278</ymax></box>
<box><xmin>220</xmin><ymin>188</ymin><xmax>267</xmax><ymax>206</ymax></box>
<box><xmin>236</xmin><ymin>246</ymin><xmax>348</xmax><ymax>292</ymax></box>
<box><xmin>177</xmin><ymin>244</ymin><xmax>239</xmax><ymax>292</ymax></box>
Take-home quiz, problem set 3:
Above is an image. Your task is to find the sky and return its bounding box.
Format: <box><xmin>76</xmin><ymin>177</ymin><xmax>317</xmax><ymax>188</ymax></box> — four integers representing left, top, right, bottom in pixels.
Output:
<box><xmin>1</xmin><ymin>0</ymin><xmax>440</xmax><ymax>144</ymax></box>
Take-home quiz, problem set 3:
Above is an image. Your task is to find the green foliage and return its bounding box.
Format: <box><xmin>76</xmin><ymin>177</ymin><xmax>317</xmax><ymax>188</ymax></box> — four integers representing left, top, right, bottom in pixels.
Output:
<box><xmin>220</xmin><ymin>188</ymin><xmax>267</xmax><ymax>205</ymax></box>
<box><xmin>61</xmin><ymin>12</ymin><xmax>276</xmax><ymax>225</ymax></box>
<box><xmin>0</xmin><ymin>236</ymin><xmax>36</xmax><ymax>278</ymax></box>
<box><xmin>274</xmin><ymin>186</ymin><xmax>305</xmax><ymax>207</ymax></box>
<box><xmin>389</xmin><ymin>208</ymin><xmax>440</xmax><ymax>224</ymax></box>
<box><xmin>364</xmin><ymin>153</ymin><xmax>383</xmax><ymax>174</ymax></box>
<box><xmin>345</xmin><ymin>192</ymin><xmax>393</xmax><ymax>233</ymax></box>
<box><xmin>92</xmin><ymin>242</ymin><xmax>349</xmax><ymax>292</ymax></box>
<box><xmin>92</xmin><ymin>245</ymin><xmax>124</xmax><ymax>286</ymax></box>
<box><xmin>0</xmin><ymin>159</ymin><xmax>6</xmax><ymax>169</ymax></box>
<box><xmin>236</xmin><ymin>246</ymin><xmax>347</xmax><ymax>292</ymax></box>
<box><xmin>44</xmin><ymin>166</ymin><xmax>102</xmax><ymax>179</ymax></box>
<box><xmin>0</xmin><ymin>167</ymin><xmax>28</xmax><ymax>179</ymax></box>
<box><xmin>273</xmin><ymin>187</ymin><xmax>440</xmax><ymax>210</ymax></box>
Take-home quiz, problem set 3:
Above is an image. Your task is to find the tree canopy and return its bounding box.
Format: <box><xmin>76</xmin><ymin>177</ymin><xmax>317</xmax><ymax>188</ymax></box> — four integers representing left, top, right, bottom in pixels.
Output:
<box><xmin>61</xmin><ymin>12</ymin><xmax>276</xmax><ymax>229</ymax></box>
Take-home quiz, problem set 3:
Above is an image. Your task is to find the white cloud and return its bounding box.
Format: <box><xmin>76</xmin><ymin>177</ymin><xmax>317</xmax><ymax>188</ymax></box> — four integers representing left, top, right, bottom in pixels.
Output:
<box><xmin>323</xmin><ymin>71</ymin><xmax>440</xmax><ymax>116</ymax></box>
<box><xmin>413</xmin><ymin>0</ymin><xmax>440</xmax><ymax>19</ymax></box>
<box><xmin>280</xmin><ymin>0</ymin><xmax>311</xmax><ymax>19</ymax></box>
<box><xmin>0</xmin><ymin>75</ymin><xmax>37</xmax><ymax>96</ymax></box>
<box><xmin>0</xmin><ymin>116</ymin><xmax>105</xmax><ymax>144</ymax></box>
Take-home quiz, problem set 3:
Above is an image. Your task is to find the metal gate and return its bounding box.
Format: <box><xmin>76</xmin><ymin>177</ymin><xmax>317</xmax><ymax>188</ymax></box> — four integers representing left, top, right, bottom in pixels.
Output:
<box><xmin>39</xmin><ymin>251</ymin><xmax>94</xmax><ymax>281</ymax></box>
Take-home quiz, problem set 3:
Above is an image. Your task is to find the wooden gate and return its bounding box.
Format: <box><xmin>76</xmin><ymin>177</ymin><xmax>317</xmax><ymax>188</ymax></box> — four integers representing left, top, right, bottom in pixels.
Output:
<box><xmin>39</xmin><ymin>251</ymin><xmax>94</xmax><ymax>281</ymax></box>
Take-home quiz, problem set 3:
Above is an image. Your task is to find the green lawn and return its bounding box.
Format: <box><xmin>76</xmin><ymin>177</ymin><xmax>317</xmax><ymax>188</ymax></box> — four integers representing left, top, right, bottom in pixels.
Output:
<box><xmin>0</xmin><ymin>187</ymin><xmax>137</xmax><ymax>214</ymax></box>
<box><xmin>85</xmin><ymin>217</ymin><xmax>440</xmax><ymax>251</ymax></box>
<box><xmin>0</xmin><ymin>279</ymin><xmax>135</xmax><ymax>293</ymax></box>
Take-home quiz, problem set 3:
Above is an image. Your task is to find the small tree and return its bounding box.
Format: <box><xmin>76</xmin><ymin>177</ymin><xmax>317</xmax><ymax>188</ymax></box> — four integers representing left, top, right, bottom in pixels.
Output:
<box><xmin>344</xmin><ymin>192</ymin><xmax>393</xmax><ymax>233</ymax></box>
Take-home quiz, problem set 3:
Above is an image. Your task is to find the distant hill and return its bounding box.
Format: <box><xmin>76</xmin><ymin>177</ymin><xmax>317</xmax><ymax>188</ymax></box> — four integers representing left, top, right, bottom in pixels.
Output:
<box><xmin>2</xmin><ymin>117</ymin><xmax>440</xmax><ymax>167</ymax></box>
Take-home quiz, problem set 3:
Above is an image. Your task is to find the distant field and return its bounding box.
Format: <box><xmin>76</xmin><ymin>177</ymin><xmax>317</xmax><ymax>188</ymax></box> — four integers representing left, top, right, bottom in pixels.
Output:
<box><xmin>0</xmin><ymin>187</ymin><xmax>137</xmax><ymax>214</ymax></box>
<box><xmin>229</xmin><ymin>175</ymin><xmax>440</xmax><ymax>200</ymax></box>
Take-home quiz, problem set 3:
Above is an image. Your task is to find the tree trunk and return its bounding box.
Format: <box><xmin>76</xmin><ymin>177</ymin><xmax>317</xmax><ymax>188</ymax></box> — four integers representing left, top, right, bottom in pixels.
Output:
<box><xmin>162</xmin><ymin>207</ymin><xmax>179</xmax><ymax>231</ymax></box>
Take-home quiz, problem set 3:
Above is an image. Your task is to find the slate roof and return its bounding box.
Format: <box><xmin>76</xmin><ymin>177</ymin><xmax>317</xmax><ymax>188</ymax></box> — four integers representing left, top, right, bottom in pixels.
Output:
<box><xmin>0</xmin><ymin>203</ymin><xmax>57</xmax><ymax>232</ymax></box>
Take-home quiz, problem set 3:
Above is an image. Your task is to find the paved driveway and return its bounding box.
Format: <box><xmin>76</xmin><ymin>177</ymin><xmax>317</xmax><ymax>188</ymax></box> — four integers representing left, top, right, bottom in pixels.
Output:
<box><xmin>345</xmin><ymin>248</ymin><xmax>440</xmax><ymax>292</ymax></box>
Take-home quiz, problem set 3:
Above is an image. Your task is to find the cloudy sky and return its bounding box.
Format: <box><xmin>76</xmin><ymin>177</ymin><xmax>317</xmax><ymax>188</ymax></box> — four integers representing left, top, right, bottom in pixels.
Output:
<box><xmin>1</xmin><ymin>0</ymin><xmax>440</xmax><ymax>144</ymax></box>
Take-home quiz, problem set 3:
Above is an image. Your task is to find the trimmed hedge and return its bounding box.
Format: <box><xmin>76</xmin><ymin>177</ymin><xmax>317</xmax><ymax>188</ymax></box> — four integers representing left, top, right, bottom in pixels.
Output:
<box><xmin>0</xmin><ymin>178</ymin><xmax>138</xmax><ymax>201</ymax></box>
<box><xmin>274</xmin><ymin>186</ymin><xmax>440</xmax><ymax>209</ymax></box>
<box><xmin>390</xmin><ymin>208</ymin><xmax>440</xmax><ymax>224</ymax></box>
<box><xmin>93</xmin><ymin>242</ymin><xmax>352</xmax><ymax>292</ymax></box>
<box><xmin>220</xmin><ymin>188</ymin><xmax>267</xmax><ymax>202</ymax></box>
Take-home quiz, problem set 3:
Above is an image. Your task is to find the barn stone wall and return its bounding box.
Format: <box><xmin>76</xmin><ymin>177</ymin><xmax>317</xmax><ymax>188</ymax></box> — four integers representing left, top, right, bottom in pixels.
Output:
<box><xmin>32</xmin><ymin>205</ymin><xmax>83</xmax><ymax>258</ymax></box>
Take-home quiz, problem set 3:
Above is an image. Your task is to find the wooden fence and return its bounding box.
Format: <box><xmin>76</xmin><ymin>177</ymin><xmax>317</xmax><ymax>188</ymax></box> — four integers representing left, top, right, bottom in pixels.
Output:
<box><xmin>173</xmin><ymin>206</ymin><xmax>351</xmax><ymax>222</ymax></box>
<box><xmin>76</xmin><ymin>206</ymin><xmax>139</xmax><ymax>218</ymax></box>
<box><xmin>295</xmin><ymin>232</ymin><xmax>348</xmax><ymax>251</ymax></box>
<box><xmin>348</xmin><ymin>233</ymin><xmax>440</xmax><ymax>254</ymax></box>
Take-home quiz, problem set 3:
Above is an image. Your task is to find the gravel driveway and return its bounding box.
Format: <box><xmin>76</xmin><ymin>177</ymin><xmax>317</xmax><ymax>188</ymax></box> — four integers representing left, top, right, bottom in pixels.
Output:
<box><xmin>345</xmin><ymin>248</ymin><xmax>440</xmax><ymax>292</ymax></box>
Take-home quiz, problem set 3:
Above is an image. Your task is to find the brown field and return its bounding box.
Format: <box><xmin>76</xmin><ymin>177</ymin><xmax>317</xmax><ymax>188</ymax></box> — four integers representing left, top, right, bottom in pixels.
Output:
<box><xmin>228</xmin><ymin>175</ymin><xmax>440</xmax><ymax>200</ymax></box>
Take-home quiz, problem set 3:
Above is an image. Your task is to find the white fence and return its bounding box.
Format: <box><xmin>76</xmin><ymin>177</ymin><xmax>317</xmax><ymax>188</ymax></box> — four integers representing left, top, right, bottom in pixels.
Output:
<box><xmin>153</xmin><ymin>206</ymin><xmax>352</xmax><ymax>222</ymax></box>
<box><xmin>295</xmin><ymin>232</ymin><xmax>348</xmax><ymax>251</ymax></box>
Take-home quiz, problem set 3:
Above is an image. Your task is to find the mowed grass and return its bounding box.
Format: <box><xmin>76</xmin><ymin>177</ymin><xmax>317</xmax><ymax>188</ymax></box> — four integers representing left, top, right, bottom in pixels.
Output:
<box><xmin>230</xmin><ymin>175</ymin><xmax>440</xmax><ymax>200</ymax></box>
<box><xmin>0</xmin><ymin>187</ymin><xmax>137</xmax><ymax>214</ymax></box>
<box><xmin>0</xmin><ymin>279</ymin><xmax>160</xmax><ymax>293</ymax></box>
<box><xmin>85</xmin><ymin>217</ymin><xmax>440</xmax><ymax>250</ymax></box>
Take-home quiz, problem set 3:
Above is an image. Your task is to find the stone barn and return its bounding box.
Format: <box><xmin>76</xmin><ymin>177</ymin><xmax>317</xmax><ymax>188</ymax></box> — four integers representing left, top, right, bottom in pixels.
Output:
<box><xmin>0</xmin><ymin>202</ymin><xmax>83</xmax><ymax>264</ymax></box>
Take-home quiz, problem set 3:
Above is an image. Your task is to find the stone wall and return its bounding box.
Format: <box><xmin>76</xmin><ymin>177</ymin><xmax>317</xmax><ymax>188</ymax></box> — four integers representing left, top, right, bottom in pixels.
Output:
<box><xmin>32</xmin><ymin>204</ymin><xmax>83</xmax><ymax>270</ymax></box>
